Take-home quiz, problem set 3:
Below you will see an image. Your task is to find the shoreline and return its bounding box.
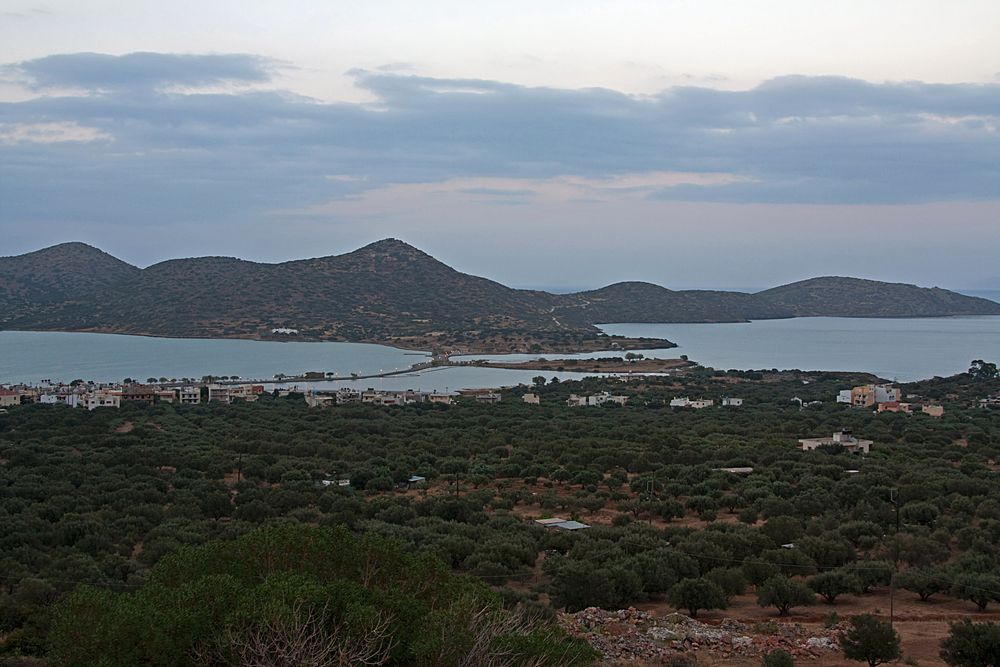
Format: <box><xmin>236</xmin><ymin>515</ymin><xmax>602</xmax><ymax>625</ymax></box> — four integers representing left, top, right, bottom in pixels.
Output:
<box><xmin>0</xmin><ymin>327</ymin><xmax>676</xmax><ymax>356</ymax></box>
<box><xmin>459</xmin><ymin>357</ymin><xmax>694</xmax><ymax>374</ymax></box>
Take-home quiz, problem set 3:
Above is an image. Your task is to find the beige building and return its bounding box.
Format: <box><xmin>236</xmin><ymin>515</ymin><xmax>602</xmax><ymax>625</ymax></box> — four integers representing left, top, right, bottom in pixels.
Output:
<box><xmin>0</xmin><ymin>390</ymin><xmax>22</xmax><ymax>407</ymax></box>
<box><xmin>799</xmin><ymin>429</ymin><xmax>873</xmax><ymax>455</ymax></box>
<box><xmin>522</xmin><ymin>393</ymin><xmax>540</xmax><ymax>404</ymax></box>
<box><xmin>878</xmin><ymin>402</ymin><xmax>944</xmax><ymax>418</ymax></box>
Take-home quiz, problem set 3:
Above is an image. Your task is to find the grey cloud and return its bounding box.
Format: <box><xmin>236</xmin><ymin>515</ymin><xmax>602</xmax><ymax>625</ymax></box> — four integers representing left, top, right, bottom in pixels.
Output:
<box><xmin>457</xmin><ymin>188</ymin><xmax>537</xmax><ymax>197</ymax></box>
<box><xmin>1</xmin><ymin>54</ymin><xmax>999</xmax><ymax>232</ymax></box>
<box><xmin>11</xmin><ymin>52</ymin><xmax>277</xmax><ymax>91</ymax></box>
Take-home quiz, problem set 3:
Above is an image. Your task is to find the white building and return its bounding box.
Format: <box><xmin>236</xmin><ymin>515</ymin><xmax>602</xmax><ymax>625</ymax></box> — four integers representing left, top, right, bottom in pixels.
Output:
<box><xmin>82</xmin><ymin>390</ymin><xmax>121</xmax><ymax>411</ymax></box>
<box><xmin>39</xmin><ymin>393</ymin><xmax>82</xmax><ymax>408</ymax></box>
<box><xmin>568</xmin><ymin>392</ymin><xmax>627</xmax><ymax>407</ymax></box>
<box><xmin>670</xmin><ymin>397</ymin><xmax>713</xmax><ymax>409</ymax></box>
<box><xmin>722</xmin><ymin>397</ymin><xmax>744</xmax><ymax>407</ymax></box>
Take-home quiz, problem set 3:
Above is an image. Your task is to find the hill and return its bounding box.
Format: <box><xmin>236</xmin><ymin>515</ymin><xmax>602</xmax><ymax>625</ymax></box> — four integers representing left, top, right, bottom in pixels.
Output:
<box><xmin>2</xmin><ymin>239</ymin><xmax>998</xmax><ymax>352</ymax></box>
<box><xmin>751</xmin><ymin>276</ymin><xmax>1000</xmax><ymax>318</ymax></box>
<box><xmin>555</xmin><ymin>282</ymin><xmax>792</xmax><ymax>324</ymax></box>
<box><xmin>0</xmin><ymin>242</ymin><xmax>139</xmax><ymax>308</ymax></box>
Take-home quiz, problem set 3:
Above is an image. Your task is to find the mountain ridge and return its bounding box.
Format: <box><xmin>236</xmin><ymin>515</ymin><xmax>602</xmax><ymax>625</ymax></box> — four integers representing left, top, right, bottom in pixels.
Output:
<box><xmin>2</xmin><ymin>239</ymin><xmax>998</xmax><ymax>353</ymax></box>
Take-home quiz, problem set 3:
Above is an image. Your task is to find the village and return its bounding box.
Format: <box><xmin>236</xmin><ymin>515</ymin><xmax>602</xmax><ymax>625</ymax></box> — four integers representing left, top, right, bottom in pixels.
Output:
<box><xmin>0</xmin><ymin>376</ymin><xmax>989</xmax><ymax>466</ymax></box>
<box><xmin>0</xmin><ymin>377</ymin><xmax>973</xmax><ymax>428</ymax></box>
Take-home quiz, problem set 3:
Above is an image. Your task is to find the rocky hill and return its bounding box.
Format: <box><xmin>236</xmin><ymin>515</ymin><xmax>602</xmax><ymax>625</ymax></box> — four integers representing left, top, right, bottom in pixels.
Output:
<box><xmin>750</xmin><ymin>276</ymin><xmax>1000</xmax><ymax>318</ymax></box>
<box><xmin>2</xmin><ymin>239</ymin><xmax>998</xmax><ymax>351</ymax></box>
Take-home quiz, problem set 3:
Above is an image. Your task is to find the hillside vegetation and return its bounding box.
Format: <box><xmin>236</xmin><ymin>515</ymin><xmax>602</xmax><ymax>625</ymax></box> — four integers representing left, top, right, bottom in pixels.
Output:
<box><xmin>1</xmin><ymin>368</ymin><xmax>999</xmax><ymax>664</ymax></box>
<box><xmin>2</xmin><ymin>240</ymin><xmax>997</xmax><ymax>350</ymax></box>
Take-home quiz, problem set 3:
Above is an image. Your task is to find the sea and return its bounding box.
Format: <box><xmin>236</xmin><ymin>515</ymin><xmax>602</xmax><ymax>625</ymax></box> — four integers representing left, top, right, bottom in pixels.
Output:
<box><xmin>2</xmin><ymin>313</ymin><xmax>999</xmax><ymax>389</ymax></box>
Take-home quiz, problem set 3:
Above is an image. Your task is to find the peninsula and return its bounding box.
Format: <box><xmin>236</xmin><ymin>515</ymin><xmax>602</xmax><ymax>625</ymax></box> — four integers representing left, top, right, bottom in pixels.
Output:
<box><xmin>2</xmin><ymin>239</ymin><xmax>998</xmax><ymax>354</ymax></box>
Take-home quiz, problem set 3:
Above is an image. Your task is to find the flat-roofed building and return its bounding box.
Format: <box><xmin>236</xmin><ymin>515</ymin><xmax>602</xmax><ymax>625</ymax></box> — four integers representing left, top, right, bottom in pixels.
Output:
<box><xmin>799</xmin><ymin>429</ymin><xmax>873</xmax><ymax>455</ymax></box>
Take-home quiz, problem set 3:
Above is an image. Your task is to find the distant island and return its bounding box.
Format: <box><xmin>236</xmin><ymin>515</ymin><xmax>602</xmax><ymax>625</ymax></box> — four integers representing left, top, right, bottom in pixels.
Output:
<box><xmin>2</xmin><ymin>239</ymin><xmax>998</xmax><ymax>354</ymax></box>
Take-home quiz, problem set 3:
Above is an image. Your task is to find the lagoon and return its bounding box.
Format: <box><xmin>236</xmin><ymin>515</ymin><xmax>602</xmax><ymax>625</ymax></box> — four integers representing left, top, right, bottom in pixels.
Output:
<box><xmin>0</xmin><ymin>331</ymin><xmax>426</xmax><ymax>385</ymax></box>
<box><xmin>601</xmin><ymin>316</ymin><xmax>1000</xmax><ymax>382</ymax></box>
<box><xmin>0</xmin><ymin>331</ymin><xmax>601</xmax><ymax>390</ymax></box>
<box><xmin>2</xmin><ymin>315</ymin><xmax>999</xmax><ymax>389</ymax></box>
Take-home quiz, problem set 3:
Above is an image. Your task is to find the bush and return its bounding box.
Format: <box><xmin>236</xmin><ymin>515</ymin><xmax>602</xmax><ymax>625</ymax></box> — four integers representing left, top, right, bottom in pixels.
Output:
<box><xmin>668</xmin><ymin>578</ymin><xmax>728</xmax><ymax>618</ymax></box>
<box><xmin>48</xmin><ymin>525</ymin><xmax>596</xmax><ymax>667</ymax></box>
<box><xmin>940</xmin><ymin>618</ymin><xmax>1000</xmax><ymax>666</ymax></box>
<box><xmin>762</xmin><ymin>649</ymin><xmax>795</xmax><ymax>667</ymax></box>
<box><xmin>808</xmin><ymin>570</ymin><xmax>863</xmax><ymax>604</ymax></box>
<box><xmin>840</xmin><ymin>614</ymin><xmax>900</xmax><ymax>667</ymax></box>
<box><xmin>756</xmin><ymin>575</ymin><xmax>815</xmax><ymax>616</ymax></box>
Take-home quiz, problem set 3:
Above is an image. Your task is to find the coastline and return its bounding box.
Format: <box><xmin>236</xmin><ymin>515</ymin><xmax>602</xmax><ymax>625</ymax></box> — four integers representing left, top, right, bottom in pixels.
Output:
<box><xmin>0</xmin><ymin>326</ymin><xmax>676</xmax><ymax>356</ymax></box>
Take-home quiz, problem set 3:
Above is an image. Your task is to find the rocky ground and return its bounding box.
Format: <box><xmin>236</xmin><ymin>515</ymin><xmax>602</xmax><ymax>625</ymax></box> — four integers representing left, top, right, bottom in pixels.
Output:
<box><xmin>560</xmin><ymin>607</ymin><xmax>843</xmax><ymax>665</ymax></box>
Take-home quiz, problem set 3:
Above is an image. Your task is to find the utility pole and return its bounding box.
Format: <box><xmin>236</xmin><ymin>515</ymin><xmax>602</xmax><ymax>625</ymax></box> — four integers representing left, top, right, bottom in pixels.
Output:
<box><xmin>889</xmin><ymin>488</ymin><xmax>900</xmax><ymax>628</ymax></box>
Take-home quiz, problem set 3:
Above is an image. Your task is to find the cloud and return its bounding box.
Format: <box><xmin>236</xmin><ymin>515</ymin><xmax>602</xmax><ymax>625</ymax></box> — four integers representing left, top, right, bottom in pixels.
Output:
<box><xmin>1</xmin><ymin>53</ymin><xmax>999</xmax><ymax>233</ymax></box>
<box><xmin>0</xmin><ymin>121</ymin><xmax>111</xmax><ymax>144</ymax></box>
<box><xmin>9</xmin><ymin>52</ymin><xmax>278</xmax><ymax>92</ymax></box>
<box><xmin>0</xmin><ymin>7</ymin><xmax>51</xmax><ymax>20</ymax></box>
<box><xmin>286</xmin><ymin>172</ymin><xmax>748</xmax><ymax>218</ymax></box>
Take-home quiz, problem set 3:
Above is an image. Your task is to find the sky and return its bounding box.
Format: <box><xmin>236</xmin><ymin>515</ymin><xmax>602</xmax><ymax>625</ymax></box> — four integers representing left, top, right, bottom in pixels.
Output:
<box><xmin>1</xmin><ymin>0</ymin><xmax>999</xmax><ymax>291</ymax></box>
